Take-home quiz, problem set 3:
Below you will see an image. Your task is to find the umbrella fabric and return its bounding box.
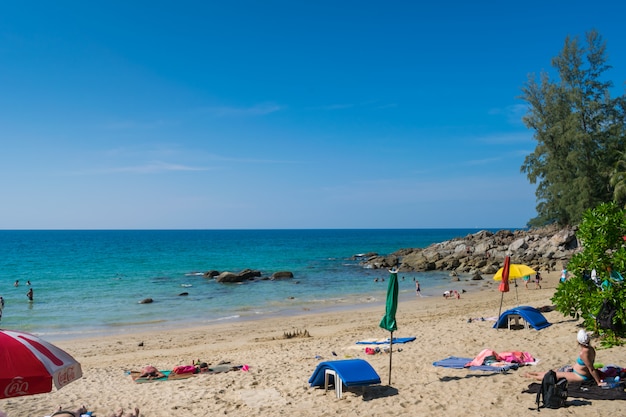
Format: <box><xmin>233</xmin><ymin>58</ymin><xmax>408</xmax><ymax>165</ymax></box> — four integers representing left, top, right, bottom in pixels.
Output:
<box><xmin>0</xmin><ymin>329</ymin><xmax>82</xmax><ymax>398</ymax></box>
<box><xmin>379</xmin><ymin>270</ymin><xmax>398</xmax><ymax>332</ymax></box>
<box><xmin>493</xmin><ymin>263</ymin><xmax>536</xmax><ymax>280</ymax></box>
<box><xmin>498</xmin><ymin>256</ymin><xmax>510</xmax><ymax>293</ymax></box>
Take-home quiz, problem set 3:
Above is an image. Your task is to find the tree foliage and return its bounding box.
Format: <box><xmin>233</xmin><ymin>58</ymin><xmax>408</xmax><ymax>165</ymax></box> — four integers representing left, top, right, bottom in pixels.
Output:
<box><xmin>520</xmin><ymin>30</ymin><xmax>626</xmax><ymax>227</ymax></box>
<box><xmin>610</xmin><ymin>151</ymin><xmax>626</xmax><ymax>208</ymax></box>
<box><xmin>552</xmin><ymin>202</ymin><xmax>626</xmax><ymax>346</ymax></box>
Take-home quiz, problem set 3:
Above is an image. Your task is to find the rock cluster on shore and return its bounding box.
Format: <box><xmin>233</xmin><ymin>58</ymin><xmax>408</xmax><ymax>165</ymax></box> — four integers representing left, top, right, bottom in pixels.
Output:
<box><xmin>359</xmin><ymin>225</ymin><xmax>579</xmax><ymax>278</ymax></box>
<box><xmin>204</xmin><ymin>268</ymin><xmax>295</xmax><ymax>283</ymax></box>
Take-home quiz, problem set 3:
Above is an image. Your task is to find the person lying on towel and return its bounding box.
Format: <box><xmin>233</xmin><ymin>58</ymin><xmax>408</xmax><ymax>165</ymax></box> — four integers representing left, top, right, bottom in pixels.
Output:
<box><xmin>139</xmin><ymin>365</ymin><xmax>165</xmax><ymax>379</ymax></box>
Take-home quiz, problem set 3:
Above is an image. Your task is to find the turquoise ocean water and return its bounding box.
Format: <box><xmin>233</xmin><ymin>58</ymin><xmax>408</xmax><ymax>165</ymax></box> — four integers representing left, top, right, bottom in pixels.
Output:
<box><xmin>0</xmin><ymin>229</ymin><xmax>498</xmax><ymax>341</ymax></box>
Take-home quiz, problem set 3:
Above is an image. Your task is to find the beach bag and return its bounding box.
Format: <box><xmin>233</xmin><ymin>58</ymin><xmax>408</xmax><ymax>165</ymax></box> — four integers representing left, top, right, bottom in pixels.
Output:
<box><xmin>597</xmin><ymin>299</ymin><xmax>618</xmax><ymax>331</ymax></box>
<box><xmin>536</xmin><ymin>370</ymin><xmax>567</xmax><ymax>410</ymax></box>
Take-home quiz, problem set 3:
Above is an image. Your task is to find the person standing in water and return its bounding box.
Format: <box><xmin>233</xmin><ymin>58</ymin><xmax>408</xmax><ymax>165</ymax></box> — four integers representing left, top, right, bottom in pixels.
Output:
<box><xmin>415</xmin><ymin>279</ymin><xmax>422</xmax><ymax>297</ymax></box>
<box><xmin>26</xmin><ymin>288</ymin><xmax>33</xmax><ymax>301</ymax></box>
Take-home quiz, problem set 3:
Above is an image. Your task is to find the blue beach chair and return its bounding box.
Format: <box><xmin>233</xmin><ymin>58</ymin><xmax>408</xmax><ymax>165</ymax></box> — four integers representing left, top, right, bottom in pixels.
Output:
<box><xmin>308</xmin><ymin>359</ymin><xmax>381</xmax><ymax>399</ymax></box>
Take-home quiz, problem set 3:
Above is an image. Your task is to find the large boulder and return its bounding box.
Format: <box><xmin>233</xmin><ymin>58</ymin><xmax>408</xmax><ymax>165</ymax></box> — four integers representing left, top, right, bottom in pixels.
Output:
<box><xmin>238</xmin><ymin>269</ymin><xmax>262</xmax><ymax>280</ymax></box>
<box><xmin>216</xmin><ymin>271</ymin><xmax>244</xmax><ymax>283</ymax></box>
<box><xmin>271</xmin><ymin>271</ymin><xmax>294</xmax><ymax>280</ymax></box>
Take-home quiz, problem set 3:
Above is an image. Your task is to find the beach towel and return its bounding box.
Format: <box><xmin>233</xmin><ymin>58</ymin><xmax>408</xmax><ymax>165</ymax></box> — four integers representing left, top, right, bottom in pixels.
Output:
<box><xmin>524</xmin><ymin>381</ymin><xmax>626</xmax><ymax>400</ymax></box>
<box><xmin>201</xmin><ymin>364</ymin><xmax>244</xmax><ymax>374</ymax></box>
<box><xmin>432</xmin><ymin>356</ymin><xmax>519</xmax><ymax>373</ymax></box>
<box><xmin>129</xmin><ymin>370</ymin><xmax>196</xmax><ymax>383</ymax></box>
<box><xmin>465</xmin><ymin>349</ymin><xmax>535</xmax><ymax>367</ymax></box>
<box><xmin>355</xmin><ymin>336</ymin><xmax>416</xmax><ymax>345</ymax></box>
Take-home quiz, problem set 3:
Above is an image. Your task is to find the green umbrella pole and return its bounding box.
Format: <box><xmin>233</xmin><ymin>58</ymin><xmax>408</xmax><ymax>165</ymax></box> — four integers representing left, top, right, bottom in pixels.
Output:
<box><xmin>388</xmin><ymin>331</ymin><xmax>393</xmax><ymax>385</ymax></box>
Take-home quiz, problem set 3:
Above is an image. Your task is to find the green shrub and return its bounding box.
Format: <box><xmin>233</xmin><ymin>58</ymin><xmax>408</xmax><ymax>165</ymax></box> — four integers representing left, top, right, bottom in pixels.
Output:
<box><xmin>553</xmin><ymin>202</ymin><xmax>626</xmax><ymax>347</ymax></box>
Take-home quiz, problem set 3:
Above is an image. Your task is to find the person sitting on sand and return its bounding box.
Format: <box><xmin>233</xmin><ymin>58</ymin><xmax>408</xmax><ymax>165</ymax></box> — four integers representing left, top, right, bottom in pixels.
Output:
<box><xmin>524</xmin><ymin>329</ymin><xmax>606</xmax><ymax>386</ymax></box>
<box><xmin>443</xmin><ymin>290</ymin><xmax>460</xmax><ymax>299</ymax></box>
<box><xmin>139</xmin><ymin>365</ymin><xmax>165</xmax><ymax>379</ymax></box>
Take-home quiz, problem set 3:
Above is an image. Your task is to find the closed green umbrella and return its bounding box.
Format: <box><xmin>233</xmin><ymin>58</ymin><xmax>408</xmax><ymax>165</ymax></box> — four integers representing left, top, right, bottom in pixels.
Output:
<box><xmin>379</xmin><ymin>268</ymin><xmax>399</xmax><ymax>384</ymax></box>
<box><xmin>379</xmin><ymin>270</ymin><xmax>398</xmax><ymax>332</ymax></box>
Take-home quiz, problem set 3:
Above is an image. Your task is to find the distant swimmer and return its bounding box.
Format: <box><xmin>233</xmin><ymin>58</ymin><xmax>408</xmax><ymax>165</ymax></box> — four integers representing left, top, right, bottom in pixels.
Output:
<box><xmin>26</xmin><ymin>280</ymin><xmax>31</xmax><ymax>286</ymax></box>
<box><xmin>26</xmin><ymin>288</ymin><xmax>33</xmax><ymax>301</ymax></box>
<box><xmin>14</xmin><ymin>280</ymin><xmax>19</xmax><ymax>287</ymax></box>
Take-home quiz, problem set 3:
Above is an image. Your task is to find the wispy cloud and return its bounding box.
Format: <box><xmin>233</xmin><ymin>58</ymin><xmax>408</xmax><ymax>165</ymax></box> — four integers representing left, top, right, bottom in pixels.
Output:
<box><xmin>103</xmin><ymin>119</ymin><xmax>175</xmax><ymax>130</ymax></box>
<box><xmin>464</xmin><ymin>156</ymin><xmax>503</xmax><ymax>166</ymax></box>
<box><xmin>316</xmin><ymin>103</ymin><xmax>355</xmax><ymax>110</ymax></box>
<box><xmin>198</xmin><ymin>102</ymin><xmax>283</xmax><ymax>117</ymax></box>
<box><xmin>77</xmin><ymin>161</ymin><xmax>213</xmax><ymax>175</ymax></box>
<box><xmin>478</xmin><ymin>131</ymin><xmax>533</xmax><ymax>145</ymax></box>
<box><xmin>488</xmin><ymin>104</ymin><xmax>528</xmax><ymax>125</ymax></box>
<box><xmin>111</xmin><ymin>161</ymin><xmax>210</xmax><ymax>173</ymax></box>
<box><xmin>311</xmin><ymin>101</ymin><xmax>397</xmax><ymax>111</ymax></box>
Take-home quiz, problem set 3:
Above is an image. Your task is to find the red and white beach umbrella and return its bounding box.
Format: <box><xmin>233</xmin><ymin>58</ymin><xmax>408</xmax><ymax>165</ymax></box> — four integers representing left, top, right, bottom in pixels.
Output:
<box><xmin>0</xmin><ymin>329</ymin><xmax>82</xmax><ymax>399</ymax></box>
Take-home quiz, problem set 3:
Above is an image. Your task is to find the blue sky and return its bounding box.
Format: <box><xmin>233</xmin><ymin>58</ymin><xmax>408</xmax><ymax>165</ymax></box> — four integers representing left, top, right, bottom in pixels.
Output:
<box><xmin>1</xmin><ymin>1</ymin><xmax>625</xmax><ymax>229</ymax></box>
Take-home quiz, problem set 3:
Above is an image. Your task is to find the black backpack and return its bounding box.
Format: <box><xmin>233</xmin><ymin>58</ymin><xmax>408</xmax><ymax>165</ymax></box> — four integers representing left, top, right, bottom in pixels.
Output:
<box><xmin>597</xmin><ymin>299</ymin><xmax>618</xmax><ymax>331</ymax></box>
<box><xmin>536</xmin><ymin>370</ymin><xmax>568</xmax><ymax>410</ymax></box>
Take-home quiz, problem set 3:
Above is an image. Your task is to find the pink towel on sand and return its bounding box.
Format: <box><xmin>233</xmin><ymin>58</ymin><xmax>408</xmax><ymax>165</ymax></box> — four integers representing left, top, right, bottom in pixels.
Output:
<box><xmin>465</xmin><ymin>349</ymin><xmax>535</xmax><ymax>367</ymax></box>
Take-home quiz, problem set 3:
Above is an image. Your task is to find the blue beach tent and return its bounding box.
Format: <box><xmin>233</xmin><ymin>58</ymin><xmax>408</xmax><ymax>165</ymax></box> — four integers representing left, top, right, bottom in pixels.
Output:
<box><xmin>493</xmin><ymin>306</ymin><xmax>551</xmax><ymax>330</ymax></box>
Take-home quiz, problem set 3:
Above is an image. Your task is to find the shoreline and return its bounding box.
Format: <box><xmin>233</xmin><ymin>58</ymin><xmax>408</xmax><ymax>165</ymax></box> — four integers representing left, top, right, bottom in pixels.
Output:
<box><xmin>38</xmin><ymin>272</ymin><xmax>487</xmax><ymax>343</ymax></box>
<box><xmin>5</xmin><ymin>271</ymin><xmax>626</xmax><ymax>417</ymax></box>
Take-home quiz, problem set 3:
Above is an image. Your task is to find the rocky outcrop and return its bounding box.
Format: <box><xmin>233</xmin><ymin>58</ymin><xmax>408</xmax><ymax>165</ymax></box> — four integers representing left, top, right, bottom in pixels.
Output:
<box><xmin>215</xmin><ymin>272</ymin><xmax>241</xmax><ymax>283</ymax></box>
<box><xmin>360</xmin><ymin>225</ymin><xmax>578</xmax><ymax>276</ymax></box>
<box><xmin>203</xmin><ymin>270</ymin><xmax>220</xmax><ymax>278</ymax></box>
<box><xmin>271</xmin><ymin>271</ymin><xmax>294</xmax><ymax>280</ymax></box>
<box><xmin>238</xmin><ymin>269</ymin><xmax>262</xmax><ymax>280</ymax></box>
<box><xmin>210</xmin><ymin>269</ymin><xmax>293</xmax><ymax>283</ymax></box>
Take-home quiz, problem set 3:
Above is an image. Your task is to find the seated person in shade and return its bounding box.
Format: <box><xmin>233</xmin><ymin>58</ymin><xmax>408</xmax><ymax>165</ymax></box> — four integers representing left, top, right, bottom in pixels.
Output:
<box><xmin>139</xmin><ymin>365</ymin><xmax>165</xmax><ymax>379</ymax></box>
<box><xmin>524</xmin><ymin>329</ymin><xmax>606</xmax><ymax>386</ymax></box>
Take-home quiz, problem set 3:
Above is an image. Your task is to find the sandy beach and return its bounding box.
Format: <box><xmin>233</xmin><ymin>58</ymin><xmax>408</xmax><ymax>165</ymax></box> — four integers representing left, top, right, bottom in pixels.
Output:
<box><xmin>3</xmin><ymin>271</ymin><xmax>625</xmax><ymax>417</ymax></box>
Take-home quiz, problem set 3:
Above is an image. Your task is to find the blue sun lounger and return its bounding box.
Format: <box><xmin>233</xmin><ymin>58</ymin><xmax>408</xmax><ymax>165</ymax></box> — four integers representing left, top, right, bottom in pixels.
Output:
<box><xmin>308</xmin><ymin>359</ymin><xmax>381</xmax><ymax>399</ymax></box>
